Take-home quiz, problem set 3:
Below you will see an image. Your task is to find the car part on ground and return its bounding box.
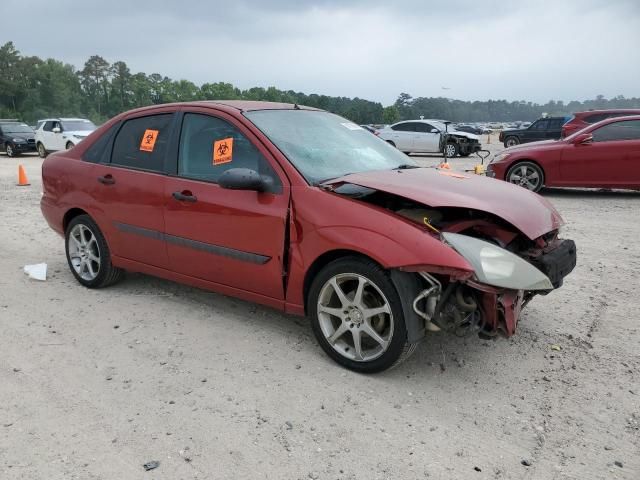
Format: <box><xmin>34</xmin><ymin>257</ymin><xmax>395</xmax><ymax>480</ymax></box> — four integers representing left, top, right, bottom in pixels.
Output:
<box><xmin>41</xmin><ymin>101</ymin><xmax>576</xmax><ymax>372</ymax></box>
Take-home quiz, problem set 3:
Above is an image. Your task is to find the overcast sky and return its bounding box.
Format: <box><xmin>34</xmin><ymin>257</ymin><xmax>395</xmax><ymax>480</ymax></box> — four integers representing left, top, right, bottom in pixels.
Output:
<box><xmin>2</xmin><ymin>0</ymin><xmax>639</xmax><ymax>105</ymax></box>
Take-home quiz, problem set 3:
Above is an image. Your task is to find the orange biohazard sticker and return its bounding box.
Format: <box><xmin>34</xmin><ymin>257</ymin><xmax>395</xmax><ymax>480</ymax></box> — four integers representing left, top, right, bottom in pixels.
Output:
<box><xmin>213</xmin><ymin>137</ymin><xmax>233</xmax><ymax>165</ymax></box>
<box><xmin>139</xmin><ymin>129</ymin><xmax>159</xmax><ymax>152</ymax></box>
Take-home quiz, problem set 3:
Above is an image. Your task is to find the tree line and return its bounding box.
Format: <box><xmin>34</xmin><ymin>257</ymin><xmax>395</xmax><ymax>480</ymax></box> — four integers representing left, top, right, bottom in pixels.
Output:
<box><xmin>1</xmin><ymin>41</ymin><xmax>638</xmax><ymax>126</ymax></box>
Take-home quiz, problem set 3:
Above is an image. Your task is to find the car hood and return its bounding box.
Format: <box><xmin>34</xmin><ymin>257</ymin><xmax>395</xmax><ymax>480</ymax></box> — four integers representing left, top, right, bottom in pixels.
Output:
<box><xmin>326</xmin><ymin>168</ymin><xmax>563</xmax><ymax>240</ymax></box>
<box><xmin>504</xmin><ymin>139</ymin><xmax>561</xmax><ymax>152</ymax></box>
<box><xmin>449</xmin><ymin>129</ymin><xmax>479</xmax><ymax>141</ymax></box>
<box><xmin>6</xmin><ymin>133</ymin><xmax>34</xmax><ymax>141</ymax></box>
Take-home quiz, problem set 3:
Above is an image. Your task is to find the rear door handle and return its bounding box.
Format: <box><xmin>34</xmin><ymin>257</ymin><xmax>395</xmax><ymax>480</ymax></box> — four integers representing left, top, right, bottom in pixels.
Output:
<box><xmin>172</xmin><ymin>191</ymin><xmax>197</xmax><ymax>203</ymax></box>
<box><xmin>97</xmin><ymin>174</ymin><xmax>115</xmax><ymax>185</ymax></box>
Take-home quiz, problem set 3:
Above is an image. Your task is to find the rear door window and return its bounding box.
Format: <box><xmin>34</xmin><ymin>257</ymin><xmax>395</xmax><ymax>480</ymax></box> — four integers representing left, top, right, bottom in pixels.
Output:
<box><xmin>111</xmin><ymin>114</ymin><xmax>174</xmax><ymax>172</ymax></box>
<box><xmin>177</xmin><ymin>113</ymin><xmax>281</xmax><ymax>192</ymax></box>
<box><xmin>391</xmin><ymin>123</ymin><xmax>415</xmax><ymax>132</ymax></box>
<box><xmin>592</xmin><ymin>120</ymin><xmax>640</xmax><ymax>142</ymax></box>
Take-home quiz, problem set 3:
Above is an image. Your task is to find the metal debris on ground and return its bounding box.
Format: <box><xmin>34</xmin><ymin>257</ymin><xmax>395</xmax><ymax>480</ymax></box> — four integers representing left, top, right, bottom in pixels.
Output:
<box><xmin>23</xmin><ymin>263</ymin><xmax>47</xmax><ymax>281</ymax></box>
<box><xmin>143</xmin><ymin>460</ymin><xmax>160</xmax><ymax>471</ymax></box>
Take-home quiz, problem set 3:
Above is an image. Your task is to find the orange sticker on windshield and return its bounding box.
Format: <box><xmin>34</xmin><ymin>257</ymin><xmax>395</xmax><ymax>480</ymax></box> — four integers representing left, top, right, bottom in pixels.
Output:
<box><xmin>139</xmin><ymin>129</ymin><xmax>159</xmax><ymax>152</ymax></box>
<box><xmin>213</xmin><ymin>138</ymin><xmax>233</xmax><ymax>165</ymax></box>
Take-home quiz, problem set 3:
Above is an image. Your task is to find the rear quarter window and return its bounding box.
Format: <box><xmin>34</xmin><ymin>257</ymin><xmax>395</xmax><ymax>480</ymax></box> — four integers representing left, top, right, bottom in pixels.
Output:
<box><xmin>111</xmin><ymin>114</ymin><xmax>174</xmax><ymax>172</ymax></box>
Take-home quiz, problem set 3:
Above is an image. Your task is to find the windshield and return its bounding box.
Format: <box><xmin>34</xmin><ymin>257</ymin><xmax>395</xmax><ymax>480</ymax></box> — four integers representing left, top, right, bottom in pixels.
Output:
<box><xmin>61</xmin><ymin>120</ymin><xmax>96</xmax><ymax>132</ymax></box>
<box><xmin>2</xmin><ymin>123</ymin><xmax>33</xmax><ymax>134</ymax></box>
<box><xmin>244</xmin><ymin>110</ymin><xmax>416</xmax><ymax>184</ymax></box>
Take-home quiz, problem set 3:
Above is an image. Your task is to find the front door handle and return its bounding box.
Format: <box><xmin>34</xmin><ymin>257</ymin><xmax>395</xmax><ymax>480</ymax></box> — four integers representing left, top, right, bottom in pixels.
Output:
<box><xmin>97</xmin><ymin>174</ymin><xmax>115</xmax><ymax>185</ymax></box>
<box><xmin>172</xmin><ymin>191</ymin><xmax>197</xmax><ymax>203</ymax></box>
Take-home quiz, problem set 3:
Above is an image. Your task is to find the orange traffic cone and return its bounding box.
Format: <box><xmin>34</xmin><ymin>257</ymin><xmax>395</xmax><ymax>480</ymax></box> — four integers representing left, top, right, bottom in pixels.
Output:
<box><xmin>17</xmin><ymin>164</ymin><xmax>30</xmax><ymax>186</ymax></box>
<box><xmin>438</xmin><ymin>161</ymin><xmax>451</xmax><ymax>169</ymax></box>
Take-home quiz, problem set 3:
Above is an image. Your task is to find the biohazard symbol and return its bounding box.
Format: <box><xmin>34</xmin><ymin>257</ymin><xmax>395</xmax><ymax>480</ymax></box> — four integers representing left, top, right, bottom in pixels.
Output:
<box><xmin>213</xmin><ymin>137</ymin><xmax>234</xmax><ymax>165</ymax></box>
<box><xmin>139</xmin><ymin>129</ymin><xmax>159</xmax><ymax>152</ymax></box>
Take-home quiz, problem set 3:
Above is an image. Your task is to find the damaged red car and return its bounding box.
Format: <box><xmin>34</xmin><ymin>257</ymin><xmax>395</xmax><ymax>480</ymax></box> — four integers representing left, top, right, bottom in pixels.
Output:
<box><xmin>41</xmin><ymin>101</ymin><xmax>577</xmax><ymax>372</ymax></box>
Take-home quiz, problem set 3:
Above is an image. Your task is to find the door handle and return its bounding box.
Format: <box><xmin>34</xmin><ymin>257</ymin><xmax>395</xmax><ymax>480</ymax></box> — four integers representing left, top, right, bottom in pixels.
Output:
<box><xmin>172</xmin><ymin>191</ymin><xmax>197</xmax><ymax>202</ymax></box>
<box><xmin>97</xmin><ymin>174</ymin><xmax>115</xmax><ymax>185</ymax></box>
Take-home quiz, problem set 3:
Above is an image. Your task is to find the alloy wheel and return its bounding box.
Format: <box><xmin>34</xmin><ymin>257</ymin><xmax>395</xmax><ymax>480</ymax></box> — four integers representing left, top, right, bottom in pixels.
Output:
<box><xmin>508</xmin><ymin>164</ymin><xmax>541</xmax><ymax>191</ymax></box>
<box><xmin>316</xmin><ymin>273</ymin><xmax>393</xmax><ymax>362</ymax></box>
<box><xmin>445</xmin><ymin>144</ymin><xmax>457</xmax><ymax>157</ymax></box>
<box><xmin>505</xmin><ymin>137</ymin><xmax>519</xmax><ymax>147</ymax></box>
<box><xmin>67</xmin><ymin>224</ymin><xmax>101</xmax><ymax>281</ymax></box>
<box><xmin>38</xmin><ymin>143</ymin><xmax>46</xmax><ymax>158</ymax></box>
<box><xmin>6</xmin><ymin>144</ymin><xmax>14</xmax><ymax>157</ymax></box>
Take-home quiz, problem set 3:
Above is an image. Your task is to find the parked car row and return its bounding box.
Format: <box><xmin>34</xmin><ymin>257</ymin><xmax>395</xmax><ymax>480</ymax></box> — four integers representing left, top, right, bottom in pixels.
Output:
<box><xmin>0</xmin><ymin>117</ymin><xmax>96</xmax><ymax>157</ymax></box>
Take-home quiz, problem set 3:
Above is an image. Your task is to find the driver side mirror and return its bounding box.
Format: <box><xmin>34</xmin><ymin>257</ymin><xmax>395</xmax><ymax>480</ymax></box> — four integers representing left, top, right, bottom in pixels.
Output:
<box><xmin>52</xmin><ymin>127</ymin><xmax>61</xmax><ymax>133</ymax></box>
<box><xmin>218</xmin><ymin>168</ymin><xmax>273</xmax><ymax>193</ymax></box>
<box><xmin>573</xmin><ymin>133</ymin><xmax>593</xmax><ymax>145</ymax></box>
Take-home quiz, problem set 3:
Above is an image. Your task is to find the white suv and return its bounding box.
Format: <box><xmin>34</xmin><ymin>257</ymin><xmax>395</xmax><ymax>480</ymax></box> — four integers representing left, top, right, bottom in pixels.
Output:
<box><xmin>35</xmin><ymin>118</ymin><xmax>96</xmax><ymax>157</ymax></box>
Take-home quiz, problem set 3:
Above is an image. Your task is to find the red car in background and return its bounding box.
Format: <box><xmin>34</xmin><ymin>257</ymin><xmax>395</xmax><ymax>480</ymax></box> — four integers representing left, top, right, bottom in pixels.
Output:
<box><xmin>41</xmin><ymin>101</ymin><xmax>576</xmax><ymax>372</ymax></box>
<box><xmin>488</xmin><ymin>115</ymin><xmax>640</xmax><ymax>192</ymax></box>
<box><xmin>561</xmin><ymin>109</ymin><xmax>640</xmax><ymax>138</ymax></box>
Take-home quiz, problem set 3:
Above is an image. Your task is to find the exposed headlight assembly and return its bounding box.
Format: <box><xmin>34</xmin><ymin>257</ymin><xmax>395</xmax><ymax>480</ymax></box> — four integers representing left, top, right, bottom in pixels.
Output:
<box><xmin>442</xmin><ymin>232</ymin><xmax>553</xmax><ymax>291</ymax></box>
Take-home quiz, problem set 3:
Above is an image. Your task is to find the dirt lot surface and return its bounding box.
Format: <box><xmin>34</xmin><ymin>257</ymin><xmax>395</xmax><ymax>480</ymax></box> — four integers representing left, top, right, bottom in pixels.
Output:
<box><xmin>1</xmin><ymin>137</ymin><xmax>639</xmax><ymax>479</ymax></box>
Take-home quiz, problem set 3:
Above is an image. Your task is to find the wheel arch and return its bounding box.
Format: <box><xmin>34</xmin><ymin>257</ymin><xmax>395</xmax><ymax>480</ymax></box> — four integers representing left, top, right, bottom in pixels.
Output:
<box><xmin>63</xmin><ymin>207</ymin><xmax>90</xmax><ymax>232</ymax></box>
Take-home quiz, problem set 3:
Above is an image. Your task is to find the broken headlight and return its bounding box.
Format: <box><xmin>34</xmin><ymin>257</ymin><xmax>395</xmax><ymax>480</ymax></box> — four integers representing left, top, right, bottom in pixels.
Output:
<box><xmin>442</xmin><ymin>232</ymin><xmax>553</xmax><ymax>291</ymax></box>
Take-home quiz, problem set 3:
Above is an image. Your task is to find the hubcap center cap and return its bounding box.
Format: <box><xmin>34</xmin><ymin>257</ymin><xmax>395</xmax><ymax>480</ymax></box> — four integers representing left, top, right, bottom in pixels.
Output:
<box><xmin>347</xmin><ymin>307</ymin><xmax>364</xmax><ymax>326</ymax></box>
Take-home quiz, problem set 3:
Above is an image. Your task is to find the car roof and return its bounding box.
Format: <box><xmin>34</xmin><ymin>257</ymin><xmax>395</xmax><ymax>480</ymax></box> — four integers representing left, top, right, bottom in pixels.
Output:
<box><xmin>573</xmin><ymin>108</ymin><xmax>640</xmax><ymax>116</ymax></box>
<box><xmin>38</xmin><ymin>117</ymin><xmax>92</xmax><ymax>122</ymax></box>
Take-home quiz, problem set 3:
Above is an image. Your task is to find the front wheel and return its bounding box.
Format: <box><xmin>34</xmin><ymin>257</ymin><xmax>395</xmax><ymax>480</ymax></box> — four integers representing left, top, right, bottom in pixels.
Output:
<box><xmin>65</xmin><ymin>214</ymin><xmax>124</xmax><ymax>288</ymax></box>
<box><xmin>506</xmin><ymin>161</ymin><xmax>544</xmax><ymax>192</ymax></box>
<box><xmin>5</xmin><ymin>143</ymin><xmax>16</xmax><ymax>157</ymax></box>
<box><xmin>308</xmin><ymin>257</ymin><xmax>415</xmax><ymax>373</ymax></box>
<box><xmin>37</xmin><ymin>143</ymin><xmax>47</xmax><ymax>158</ymax></box>
<box><xmin>66</xmin><ymin>141</ymin><xmax>74</xmax><ymax>150</ymax></box>
<box><xmin>386</xmin><ymin>140</ymin><xmax>396</xmax><ymax>148</ymax></box>
<box><xmin>444</xmin><ymin>142</ymin><xmax>459</xmax><ymax>157</ymax></box>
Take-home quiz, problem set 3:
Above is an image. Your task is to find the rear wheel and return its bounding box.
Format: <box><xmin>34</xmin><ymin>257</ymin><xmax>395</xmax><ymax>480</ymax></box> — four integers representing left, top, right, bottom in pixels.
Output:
<box><xmin>37</xmin><ymin>143</ymin><xmax>47</xmax><ymax>158</ymax></box>
<box><xmin>504</xmin><ymin>136</ymin><xmax>519</xmax><ymax>148</ymax></box>
<box><xmin>65</xmin><ymin>214</ymin><xmax>123</xmax><ymax>288</ymax></box>
<box><xmin>506</xmin><ymin>161</ymin><xmax>544</xmax><ymax>192</ymax></box>
<box><xmin>308</xmin><ymin>257</ymin><xmax>415</xmax><ymax>373</ymax></box>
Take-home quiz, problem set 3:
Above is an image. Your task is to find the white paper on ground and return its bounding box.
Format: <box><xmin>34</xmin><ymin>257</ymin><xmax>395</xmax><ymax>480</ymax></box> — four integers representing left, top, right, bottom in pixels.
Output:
<box><xmin>24</xmin><ymin>263</ymin><xmax>47</xmax><ymax>281</ymax></box>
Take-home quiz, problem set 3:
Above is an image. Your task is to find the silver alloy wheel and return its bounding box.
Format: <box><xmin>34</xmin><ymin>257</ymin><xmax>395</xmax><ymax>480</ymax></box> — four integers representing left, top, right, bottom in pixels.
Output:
<box><xmin>445</xmin><ymin>143</ymin><xmax>456</xmax><ymax>157</ymax></box>
<box><xmin>66</xmin><ymin>142</ymin><xmax>74</xmax><ymax>150</ymax></box>
<box><xmin>317</xmin><ymin>273</ymin><xmax>393</xmax><ymax>362</ymax></box>
<box><xmin>6</xmin><ymin>144</ymin><xmax>14</xmax><ymax>157</ymax></box>
<box><xmin>505</xmin><ymin>137</ymin><xmax>519</xmax><ymax>147</ymax></box>
<box><xmin>508</xmin><ymin>164</ymin><xmax>541</xmax><ymax>191</ymax></box>
<box><xmin>68</xmin><ymin>224</ymin><xmax>101</xmax><ymax>281</ymax></box>
<box><xmin>38</xmin><ymin>143</ymin><xmax>46</xmax><ymax>158</ymax></box>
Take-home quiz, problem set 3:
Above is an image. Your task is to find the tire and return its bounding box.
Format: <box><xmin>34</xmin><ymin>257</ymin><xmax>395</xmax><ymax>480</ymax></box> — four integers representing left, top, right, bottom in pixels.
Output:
<box><xmin>37</xmin><ymin>142</ymin><xmax>47</xmax><ymax>158</ymax></box>
<box><xmin>308</xmin><ymin>256</ymin><xmax>415</xmax><ymax>373</ymax></box>
<box><xmin>506</xmin><ymin>161</ymin><xmax>544</xmax><ymax>192</ymax></box>
<box><xmin>444</xmin><ymin>142</ymin><xmax>459</xmax><ymax>158</ymax></box>
<box><xmin>386</xmin><ymin>140</ymin><xmax>396</xmax><ymax>148</ymax></box>
<box><xmin>5</xmin><ymin>143</ymin><xmax>16</xmax><ymax>157</ymax></box>
<box><xmin>65</xmin><ymin>214</ymin><xmax>124</xmax><ymax>288</ymax></box>
<box><xmin>504</xmin><ymin>136</ymin><xmax>519</xmax><ymax>148</ymax></box>
<box><xmin>66</xmin><ymin>141</ymin><xmax>74</xmax><ymax>150</ymax></box>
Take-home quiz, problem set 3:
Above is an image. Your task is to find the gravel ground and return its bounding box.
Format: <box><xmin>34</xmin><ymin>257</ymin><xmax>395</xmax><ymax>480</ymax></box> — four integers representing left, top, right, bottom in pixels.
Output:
<box><xmin>1</xmin><ymin>136</ymin><xmax>639</xmax><ymax>479</ymax></box>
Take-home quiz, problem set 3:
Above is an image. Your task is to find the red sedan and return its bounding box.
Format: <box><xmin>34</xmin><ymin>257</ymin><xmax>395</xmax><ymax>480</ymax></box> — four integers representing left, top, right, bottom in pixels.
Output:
<box><xmin>41</xmin><ymin>101</ymin><xmax>576</xmax><ymax>372</ymax></box>
<box><xmin>488</xmin><ymin>115</ymin><xmax>640</xmax><ymax>192</ymax></box>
